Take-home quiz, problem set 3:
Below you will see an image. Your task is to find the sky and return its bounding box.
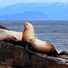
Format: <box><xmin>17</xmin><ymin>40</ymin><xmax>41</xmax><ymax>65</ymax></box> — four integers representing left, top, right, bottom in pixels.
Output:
<box><xmin>0</xmin><ymin>0</ymin><xmax>68</xmax><ymax>20</ymax></box>
<box><xmin>0</xmin><ymin>0</ymin><xmax>68</xmax><ymax>7</ymax></box>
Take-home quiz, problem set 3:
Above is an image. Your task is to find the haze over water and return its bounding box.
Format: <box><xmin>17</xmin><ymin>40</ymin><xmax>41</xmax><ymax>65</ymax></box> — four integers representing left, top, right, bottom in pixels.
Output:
<box><xmin>0</xmin><ymin>21</ymin><xmax>68</xmax><ymax>53</ymax></box>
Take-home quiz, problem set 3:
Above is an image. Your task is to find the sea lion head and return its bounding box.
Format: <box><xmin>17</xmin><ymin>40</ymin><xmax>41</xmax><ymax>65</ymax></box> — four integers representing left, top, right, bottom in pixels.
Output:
<box><xmin>24</xmin><ymin>22</ymin><xmax>34</xmax><ymax>30</ymax></box>
<box><xmin>23</xmin><ymin>22</ymin><xmax>36</xmax><ymax>43</ymax></box>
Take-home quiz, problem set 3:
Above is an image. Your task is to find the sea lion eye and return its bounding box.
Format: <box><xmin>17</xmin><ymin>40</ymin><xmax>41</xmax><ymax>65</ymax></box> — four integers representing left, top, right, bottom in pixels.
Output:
<box><xmin>29</xmin><ymin>39</ymin><xmax>32</xmax><ymax>41</ymax></box>
<box><xmin>26</xmin><ymin>23</ymin><xmax>28</xmax><ymax>25</ymax></box>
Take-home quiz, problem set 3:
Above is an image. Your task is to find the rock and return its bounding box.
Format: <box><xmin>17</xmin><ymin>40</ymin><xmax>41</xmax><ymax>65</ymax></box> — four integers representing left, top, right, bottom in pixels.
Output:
<box><xmin>23</xmin><ymin>53</ymin><xmax>68</xmax><ymax>68</ymax></box>
<box><xmin>0</xmin><ymin>41</ymin><xmax>15</xmax><ymax>68</ymax></box>
<box><xmin>0</xmin><ymin>25</ymin><xmax>68</xmax><ymax>68</ymax></box>
<box><xmin>0</xmin><ymin>41</ymin><xmax>27</xmax><ymax>68</ymax></box>
<box><xmin>59</xmin><ymin>51</ymin><xmax>68</xmax><ymax>55</ymax></box>
<box><xmin>13</xmin><ymin>46</ymin><xmax>28</xmax><ymax>67</ymax></box>
<box><xmin>0</xmin><ymin>25</ymin><xmax>9</xmax><ymax>30</ymax></box>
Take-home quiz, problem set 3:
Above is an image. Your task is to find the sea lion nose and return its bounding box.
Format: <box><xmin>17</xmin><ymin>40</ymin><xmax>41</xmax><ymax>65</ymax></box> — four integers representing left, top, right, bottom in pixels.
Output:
<box><xmin>24</xmin><ymin>22</ymin><xmax>26</xmax><ymax>25</ymax></box>
<box><xmin>24</xmin><ymin>22</ymin><xmax>28</xmax><ymax>25</ymax></box>
<box><xmin>26</xmin><ymin>23</ymin><xmax>28</xmax><ymax>25</ymax></box>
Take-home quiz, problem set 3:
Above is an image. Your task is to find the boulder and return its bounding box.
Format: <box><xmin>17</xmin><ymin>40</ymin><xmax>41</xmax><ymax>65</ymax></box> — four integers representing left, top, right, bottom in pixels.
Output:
<box><xmin>0</xmin><ymin>25</ymin><xmax>68</xmax><ymax>68</ymax></box>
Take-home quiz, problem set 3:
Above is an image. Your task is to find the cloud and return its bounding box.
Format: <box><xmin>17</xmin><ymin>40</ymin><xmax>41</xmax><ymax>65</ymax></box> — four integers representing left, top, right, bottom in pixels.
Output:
<box><xmin>0</xmin><ymin>0</ymin><xmax>68</xmax><ymax>8</ymax></box>
<box><xmin>0</xmin><ymin>0</ymin><xmax>21</xmax><ymax>7</ymax></box>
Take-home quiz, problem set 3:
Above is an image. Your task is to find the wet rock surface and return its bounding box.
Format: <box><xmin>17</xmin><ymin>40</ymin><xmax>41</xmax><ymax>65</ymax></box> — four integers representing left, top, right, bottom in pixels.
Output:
<box><xmin>0</xmin><ymin>25</ymin><xmax>68</xmax><ymax>68</ymax></box>
<box><xmin>0</xmin><ymin>41</ymin><xmax>28</xmax><ymax>68</ymax></box>
<box><xmin>0</xmin><ymin>25</ymin><xmax>9</xmax><ymax>30</ymax></box>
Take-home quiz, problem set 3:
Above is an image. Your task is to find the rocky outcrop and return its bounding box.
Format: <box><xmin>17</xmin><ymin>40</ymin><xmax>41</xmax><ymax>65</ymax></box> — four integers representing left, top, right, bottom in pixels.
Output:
<box><xmin>0</xmin><ymin>41</ymin><xmax>68</xmax><ymax>68</ymax></box>
<box><xmin>0</xmin><ymin>25</ymin><xmax>68</xmax><ymax>68</ymax></box>
<box><xmin>0</xmin><ymin>25</ymin><xmax>9</xmax><ymax>30</ymax></box>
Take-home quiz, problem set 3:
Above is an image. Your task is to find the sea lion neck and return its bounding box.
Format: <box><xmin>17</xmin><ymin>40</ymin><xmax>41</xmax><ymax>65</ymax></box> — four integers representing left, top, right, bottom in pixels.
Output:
<box><xmin>24</xmin><ymin>25</ymin><xmax>36</xmax><ymax>38</ymax></box>
<box><xmin>23</xmin><ymin>24</ymin><xmax>36</xmax><ymax>42</ymax></box>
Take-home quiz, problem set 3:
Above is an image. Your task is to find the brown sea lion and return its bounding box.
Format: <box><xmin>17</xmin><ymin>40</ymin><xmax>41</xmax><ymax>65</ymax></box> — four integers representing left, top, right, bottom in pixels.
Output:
<box><xmin>59</xmin><ymin>51</ymin><xmax>68</xmax><ymax>55</ymax></box>
<box><xmin>22</xmin><ymin>22</ymin><xmax>58</xmax><ymax>56</ymax></box>
<box><xmin>0</xmin><ymin>29</ymin><xmax>22</xmax><ymax>45</ymax></box>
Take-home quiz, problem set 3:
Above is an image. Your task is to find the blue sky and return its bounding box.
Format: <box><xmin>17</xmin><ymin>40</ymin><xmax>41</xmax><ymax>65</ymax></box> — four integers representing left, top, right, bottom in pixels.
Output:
<box><xmin>0</xmin><ymin>0</ymin><xmax>68</xmax><ymax>7</ymax></box>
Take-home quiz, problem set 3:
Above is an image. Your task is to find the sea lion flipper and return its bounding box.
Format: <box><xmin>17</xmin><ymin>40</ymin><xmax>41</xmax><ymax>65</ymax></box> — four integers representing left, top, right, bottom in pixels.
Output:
<box><xmin>26</xmin><ymin>43</ymin><xmax>47</xmax><ymax>57</ymax></box>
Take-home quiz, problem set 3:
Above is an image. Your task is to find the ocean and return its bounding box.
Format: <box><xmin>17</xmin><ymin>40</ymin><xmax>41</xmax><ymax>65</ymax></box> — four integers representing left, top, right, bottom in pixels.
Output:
<box><xmin>0</xmin><ymin>21</ymin><xmax>68</xmax><ymax>53</ymax></box>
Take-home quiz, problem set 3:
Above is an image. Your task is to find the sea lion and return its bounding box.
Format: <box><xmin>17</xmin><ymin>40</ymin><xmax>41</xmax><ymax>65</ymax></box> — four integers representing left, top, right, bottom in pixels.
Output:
<box><xmin>59</xmin><ymin>51</ymin><xmax>68</xmax><ymax>55</ymax></box>
<box><xmin>0</xmin><ymin>29</ymin><xmax>22</xmax><ymax>45</ymax></box>
<box><xmin>22</xmin><ymin>22</ymin><xmax>58</xmax><ymax>56</ymax></box>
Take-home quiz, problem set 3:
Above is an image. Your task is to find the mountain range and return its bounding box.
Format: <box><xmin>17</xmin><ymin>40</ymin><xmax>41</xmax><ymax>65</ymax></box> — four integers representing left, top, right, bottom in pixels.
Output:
<box><xmin>0</xmin><ymin>11</ymin><xmax>48</xmax><ymax>20</ymax></box>
<box><xmin>0</xmin><ymin>3</ymin><xmax>68</xmax><ymax>20</ymax></box>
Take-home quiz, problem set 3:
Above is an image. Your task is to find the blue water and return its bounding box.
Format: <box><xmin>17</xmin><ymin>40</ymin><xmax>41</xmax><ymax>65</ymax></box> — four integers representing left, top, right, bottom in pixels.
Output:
<box><xmin>0</xmin><ymin>21</ymin><xmax>68</xmax><ymax>52</ymax></box>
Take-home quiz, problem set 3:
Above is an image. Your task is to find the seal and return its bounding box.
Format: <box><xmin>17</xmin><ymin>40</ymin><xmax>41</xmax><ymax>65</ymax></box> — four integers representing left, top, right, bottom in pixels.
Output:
<box><xmin>22</xmin><ymin>22</ymin><xmax>58</xmax><ymax>56</ymax></box>
<box><xmin>0</xmin><ymin>29</ymin><xmax>22</xmax><ymax>40</ymax></box>
<box><xmin>0</xmin><ymin>29</ymin><xmax>22</xmax><ymax>45</ymax></box>
<box><xmin>59</xmin><ymin>51</ymin><xmax>68</xmax><ymax>55</ymax></box>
